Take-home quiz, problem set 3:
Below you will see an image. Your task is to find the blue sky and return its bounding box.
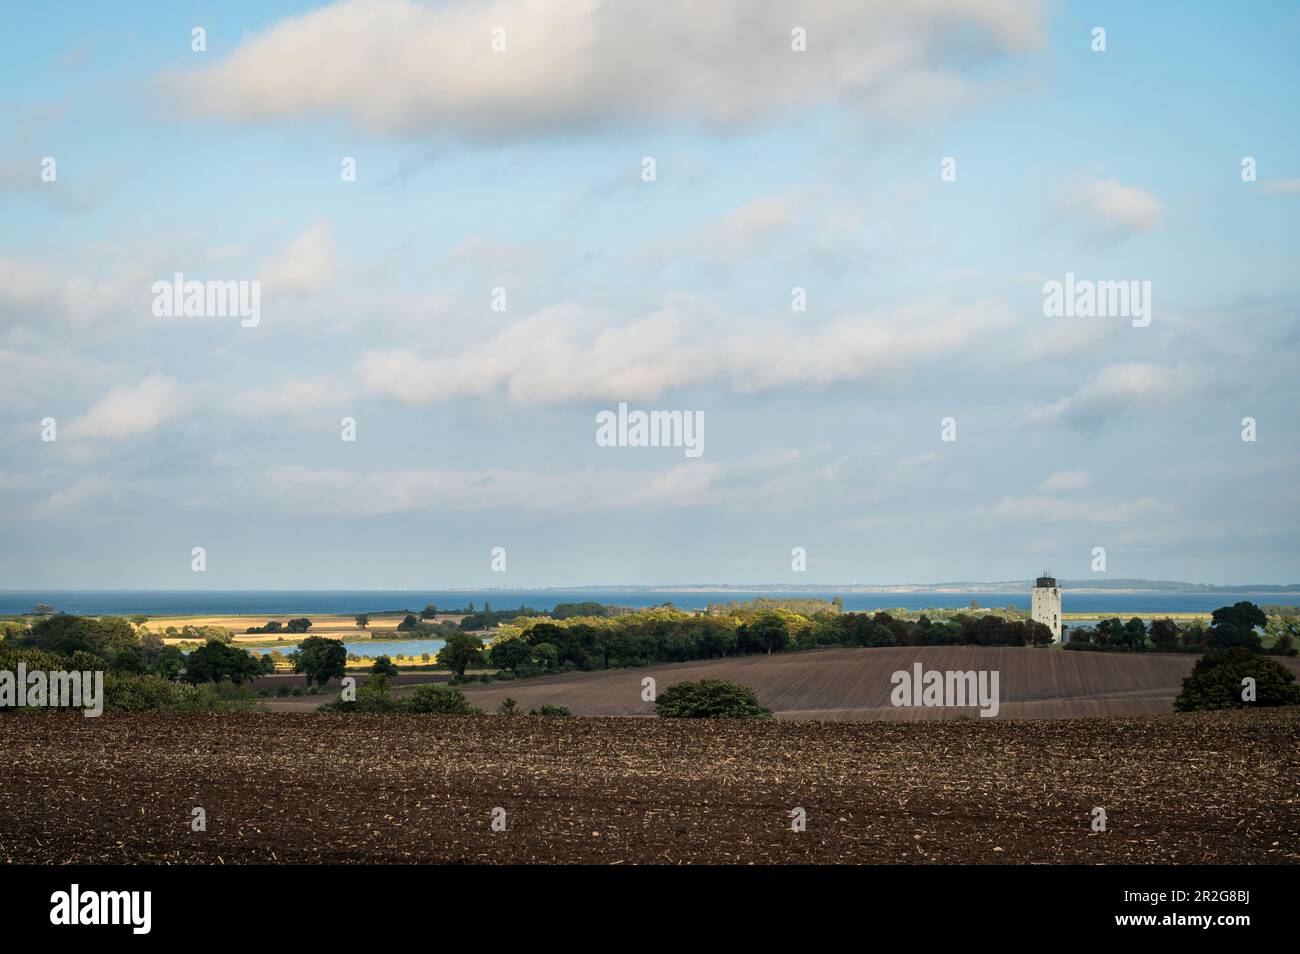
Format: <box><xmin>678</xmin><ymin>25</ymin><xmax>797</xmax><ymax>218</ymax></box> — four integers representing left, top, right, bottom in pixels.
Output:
<box><xmin>2</xmin><ymin>0</ymin><xmax>1298</xmax><ymax>588</ymax></box>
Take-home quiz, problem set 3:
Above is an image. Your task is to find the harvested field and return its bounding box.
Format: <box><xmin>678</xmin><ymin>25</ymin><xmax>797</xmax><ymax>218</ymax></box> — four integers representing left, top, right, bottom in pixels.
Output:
<box><xmin>1</xmin><ymin>708</ymin><xmax>1297</xmax><ymax>864</ymax></box>
<box><xmin>458</xmin><ymin>646</ymin><xmax>1300</xmax><ymax>720</ymax></box>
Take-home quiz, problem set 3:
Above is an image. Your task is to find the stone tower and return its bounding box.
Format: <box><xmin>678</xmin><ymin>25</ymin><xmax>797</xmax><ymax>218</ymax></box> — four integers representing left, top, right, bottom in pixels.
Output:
<box><xmin>1031</xmin><ymin>575</ymin><xmax>1062</xmax><ymax>642</ymax></box>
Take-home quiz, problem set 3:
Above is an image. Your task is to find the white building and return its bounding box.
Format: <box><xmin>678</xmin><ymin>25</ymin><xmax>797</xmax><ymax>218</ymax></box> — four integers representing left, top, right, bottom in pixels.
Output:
<box><xmin>1031</xmin><ymin>575</ymin><xmax>1062</xmax><ymax>642</ymax></box>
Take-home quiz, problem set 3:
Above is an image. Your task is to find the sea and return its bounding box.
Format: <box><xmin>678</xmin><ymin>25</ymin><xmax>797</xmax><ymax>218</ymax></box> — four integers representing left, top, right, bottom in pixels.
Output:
<box><xmin>0</xmin><ymin>589</ymin><xmax>1283</xmax><ymax>617</ymax></box>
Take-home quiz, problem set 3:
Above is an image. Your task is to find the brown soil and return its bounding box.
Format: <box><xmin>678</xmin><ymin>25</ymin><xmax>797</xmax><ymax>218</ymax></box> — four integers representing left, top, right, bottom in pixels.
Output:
<box><xmin>1</xmin><ymin>708</ymin><xmax>1296</xmax><ymax>864</ymax></box>
<box><xmin>459</xmin><ymin>646</ymin><xmax>1300</xmax><ymax>719</ymax></box>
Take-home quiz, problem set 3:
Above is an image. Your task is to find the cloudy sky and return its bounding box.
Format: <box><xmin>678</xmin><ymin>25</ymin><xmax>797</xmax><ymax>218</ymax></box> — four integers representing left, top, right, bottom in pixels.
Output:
<box><xmin>2</xmin><ymin>0</ymin><xmax>1298</xmax><ymax>588</ymax></box>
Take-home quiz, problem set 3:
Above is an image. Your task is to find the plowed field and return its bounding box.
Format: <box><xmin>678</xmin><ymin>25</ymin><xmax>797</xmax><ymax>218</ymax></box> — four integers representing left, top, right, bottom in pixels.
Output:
<box><xmin>1</xmin><ymin>708</ymin><xmax>1296</xmax><ymax>864</ymax></box>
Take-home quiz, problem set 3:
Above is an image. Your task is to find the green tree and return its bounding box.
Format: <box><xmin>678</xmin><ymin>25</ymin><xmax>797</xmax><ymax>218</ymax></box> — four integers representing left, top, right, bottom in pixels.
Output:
<box><xmin>290</xmin><ymin>636</ymin><xmax>348</xmax><ymax>688</ymax></box>
<box><xmin>1174</xmin><ymin>648</ymin><xmax>1300</xmax><ymax>711</ymax></box>
<box><xmin>183</xmin><ymin>639</ymin><xmax>265</xmax><ymax>685</ymax></box>
<box><xmin>1114</xmin><ymin>617</ymin><xmax>1148</xmax><ymax>651</ymax></box>
<box><xmin>1149</xmin><ymin>617</ymin><xmax>1179</xmax><ymax>651</ymax></box>
<box><xmin>420</xmin><ymin>604</ymin><xmax>438</xmax><ymax>620</ymax></box>
<box><xmin>739</xmin><ymin>613</ymin><xmax>789</xmax><ymax>654</ymax></box>
<box><xmin>370</xmin><ymin>655</ymin><xmax>399</xmax><ymax>678</ymax></box>
<box><xmin>437</xmin><ymin>632</ymin><xmax>484</xmax><ymax>678</ymax></box>
<box><xmin>655</xmin><ymin>680</ymin><xmax>772</xmax><ymax>719</ymax></box>
<box><xmin>1208</xmin><ymin>601</ymin><xmax>1266</xmax><ymax>651</ymax></box>
<box><xmin>489</xmin><ymin>637</ymin><xmax>534</xmax><ymax>671</ymax></box>
<box><xmin>1264</xmin><ymin>615</ymin><xmax>1299</xmax><ymax>655</ymax></box>
<box><xmin>355</xmin><ymin>614</ymin><xmax>370</xmax><ymax>630</ymax></box>
<box><xmin>397</xmin><ymin>614</ymin><xmax>419</xmax><ymax>631</ymax></box>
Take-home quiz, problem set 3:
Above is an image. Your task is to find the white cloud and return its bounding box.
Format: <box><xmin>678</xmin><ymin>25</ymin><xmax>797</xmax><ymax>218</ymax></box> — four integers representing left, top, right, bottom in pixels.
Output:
<box><xmin>64</xmin><ymin>374</ymin><xmax>185</xmax><ymax>440</ymax></box>
<box><xmin>173</xmin><ymin>0</ymin><xmax>1045</xmax><ymax>139</ymax></box>
<box><xmin>357</xmin><ymin>298</ymin><xmax>1017</xmax><ymax>405</ymax></box>
<box><xmin>1033</xmin><ymin>362</ymin><xmax>1193</xmax><ymax>431</ymax></box>
<box><xmin>230</xmin><ymin>375</ymin><xmax>351</xmax><ymax>414</ymax></box>
<box><xmin>44</xmin><ymin>476</ymin><xmax>112</xmax><ymax>512</ymax></box>
<box><xmin>1040</xmin><ymin>468</ymin><xmax>1090</xmax><ymax>491</ymax></box>
<box><xmin>0</xmin><ymin>257</ymin><xmax>147</xmax><ymax>326</ymax></box>
<box><xmin>986</xmin><ymin>494</ymin><xmax>1159</xmax><ymax>524</ymax></box>
<box><xmin>260</xmin><ymin>220</ymin><xmax>336</xmax><ymax>296</ymax></box>
<box><xmin>261</xmin><ymin>463</ymin><xmax>721</xmax><ymax>515</ymax></box>
<box><xmin>699</xmin><ymin>193</ymin><xmax>800</xmax><ymax>260</ymax></box>
<box><xmin>1049</xmin><ymin>175</ymin><xmax>1161</xmax><ymax>246</ymax></box>
<box><xmin>1262</xmin><ymin>178</ymin><xmax>1300</xmax><ymax>195</ymax></box>
<box><xmin>1085</xmin><ymin>177</ymin><xmax>1161</xmax><ymax>234</ymax></box>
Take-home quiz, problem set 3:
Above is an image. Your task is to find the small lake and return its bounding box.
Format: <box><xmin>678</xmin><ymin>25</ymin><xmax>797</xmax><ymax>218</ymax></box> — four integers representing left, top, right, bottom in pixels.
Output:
<box><xmin>249</xmin><ymin>639</ymin><xmax>448</xmax><ymax>658</ymax></box>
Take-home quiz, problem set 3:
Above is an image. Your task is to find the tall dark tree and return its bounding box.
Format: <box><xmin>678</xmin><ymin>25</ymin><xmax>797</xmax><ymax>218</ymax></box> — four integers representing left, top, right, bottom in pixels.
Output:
<box><xmin>290</xmin><ymin>636</ymin><xmax>348</xmax><ymax>687</ymax></box>
<box><xmin>1208</xmin><ymin>602</ymin><xmax>1266</xmax><ymax>650</ymax></box>
<box><xmin>183</xmin><ymin>639</ymin><xmax>265</xmax><ymax>685</ymax></box>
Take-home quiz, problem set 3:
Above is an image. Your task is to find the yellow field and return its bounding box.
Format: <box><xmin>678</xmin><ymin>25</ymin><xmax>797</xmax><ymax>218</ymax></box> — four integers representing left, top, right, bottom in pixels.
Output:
<box><xmin>144</xmin><ymin>612</ymin><xmax>459</xmax><ymax>646</ymax></box>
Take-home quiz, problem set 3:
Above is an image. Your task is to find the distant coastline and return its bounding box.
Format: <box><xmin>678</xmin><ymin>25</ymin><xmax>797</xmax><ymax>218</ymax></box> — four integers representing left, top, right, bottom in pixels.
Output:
<box><xmin>3</xmin><ymin>584</ymin><xmax>1296</xmax><ymax>619</ymax></box>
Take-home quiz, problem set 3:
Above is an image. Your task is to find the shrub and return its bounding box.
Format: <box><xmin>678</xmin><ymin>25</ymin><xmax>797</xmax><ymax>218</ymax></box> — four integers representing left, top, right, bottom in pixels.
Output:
<box><xmin>529</xmin><ymin>704</ymin><xmax>571</xmax><ymax>717</ymax></box>
<box><xmin>102</xmin><ymin>674</ymin><xmax>254</xmax><ymax>712</ymax></box>
<box><xmin>1174</xmin><ymin>648</ymin><xmax>1300</xmax><ymax>711</ymax></box>
<box><xmin>370</xmin><ymin>655</ymin><xmax>399</xmax><ymax>678</ymax></box>
<box><xmin>655</xmin><ymin>680</ymin><xmax>772</xmax><ymax>719</ymax></box>
<box><xmin>404</xmin><ymin>684</ymin><xmax>483</xmax><ymax>715</ymax></box>
<box><xmin>497</xmin><ymin>697</ymin><xmax>519</xmax><ymax>715</ymax></box>
<box><xmin>321</xmin><ymin>673</ymin><xmax>401</xmax><ymax>713</ymax></box>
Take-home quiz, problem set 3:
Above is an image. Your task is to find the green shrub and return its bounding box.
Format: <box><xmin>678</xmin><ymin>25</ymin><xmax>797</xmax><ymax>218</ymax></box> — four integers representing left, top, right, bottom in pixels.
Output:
<box><xmin>404</xmin><ymin>684</ymin><xmax>483</xmax><ymax>715</ymax></box>
<box><xmin>529</xmin><ymin>704</ymin><xmax>571</xmax><ymax>717</ymax></box>
<box><xmin>370</xmin><ymin>655</ymin><xmax>399</xmax><ymax>678</ymax></box>
<box><xmin>655</xmin><ymin>680</ymin><xmax>772</xmax><ymax>719</ymax></box>
<box><xmin>100</xmin><ymin>673</ymin><xmax>254</xmax><ymax>712</ymax></box>
<box><xmin>1174</xmin><ymin>648</ymin><xmax>1300</xmax><ymax>711</ymax></box>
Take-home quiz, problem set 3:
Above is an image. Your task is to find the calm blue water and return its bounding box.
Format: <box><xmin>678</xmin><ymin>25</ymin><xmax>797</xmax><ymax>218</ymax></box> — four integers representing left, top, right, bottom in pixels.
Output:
<box><xmin>0</xmin><ymin>589</ymin><xmax>1289</xmax><ymax>616</ymax></box>
<box><xmin>249</xmin><ymin>639</ymin><xmax>447</xmax><ymax>658</ymax></box>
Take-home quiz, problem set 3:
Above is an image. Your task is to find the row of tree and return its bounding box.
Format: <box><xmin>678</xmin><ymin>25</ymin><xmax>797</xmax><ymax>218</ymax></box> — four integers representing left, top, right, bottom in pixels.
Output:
<box><xmin>480</xmin><ymin>608</ymin><xmax>1054</xmax><ymax>677</ymax></box>
<box><xmin>1067</xmin><ymin>602</ymin><xmax>1294</xmax><ymax>654</ymax></box>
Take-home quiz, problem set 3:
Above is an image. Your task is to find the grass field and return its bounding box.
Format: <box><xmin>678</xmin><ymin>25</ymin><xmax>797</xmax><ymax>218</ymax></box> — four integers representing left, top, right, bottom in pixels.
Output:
<box><xmin>2</xmin><ymin>708</ymin><xmax>1295</xmax><ymax>864</ymax></box>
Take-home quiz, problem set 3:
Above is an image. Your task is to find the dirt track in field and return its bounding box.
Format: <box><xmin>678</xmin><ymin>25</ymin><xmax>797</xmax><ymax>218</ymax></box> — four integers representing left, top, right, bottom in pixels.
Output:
<box><xmin>457</xmin><ymin>646</ymin><xmax>1300</xmax><ymax>720</ymax></box>
<box><xmin>1</xmin><ymin>708</ymin><xmax>1297</xmax><ymax>864</ymax></box>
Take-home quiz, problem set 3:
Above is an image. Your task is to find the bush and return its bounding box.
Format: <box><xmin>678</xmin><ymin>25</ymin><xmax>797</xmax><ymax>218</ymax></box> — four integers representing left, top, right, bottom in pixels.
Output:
<box><xmin>1174</xmin><ymin>648</ymin><xmax>1300</xmax><ymax>711</ymax></box>
<box><xmin>320</xmin><ymin>673</ymin><xmax>402</xmax><ymax>713</ymax></box>
<box><xmin>102</xmin><ymin>674</ymin><xmax>255</xmax><ymax>712</ymax></box>
<box><xmin>370</xmin><ymin>655</ymin><xmax>399</xmax><ymax>678</ymax></box>
<box><xmin>404</xmin><ymin>684</ymin><xmax>483</xmax><ymax>715</ymax></box>
<box><xmin>655</xmin><ymin>680</ymin><xmax>772</xmax><ymax>719</ymax></box>
<box><xmin>529</xmin><ymin>704</ymin><xmax>571</xmax><ymax>717</ymax></box>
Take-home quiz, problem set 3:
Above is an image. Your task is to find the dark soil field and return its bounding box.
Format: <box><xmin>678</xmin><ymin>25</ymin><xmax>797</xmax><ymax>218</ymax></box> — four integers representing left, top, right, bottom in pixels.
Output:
<box><xmin>1</xmin><ymin>708</ymin><xmax>1296</xmax><ymax>864</ymax></box>
<box><xmin>456</xmin><ymin>646</ymin><xmax>1300</xmax><ymax>720</ymax></box>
